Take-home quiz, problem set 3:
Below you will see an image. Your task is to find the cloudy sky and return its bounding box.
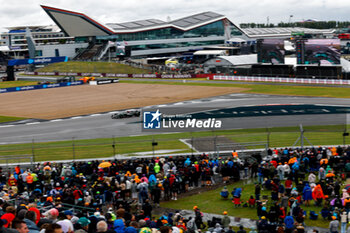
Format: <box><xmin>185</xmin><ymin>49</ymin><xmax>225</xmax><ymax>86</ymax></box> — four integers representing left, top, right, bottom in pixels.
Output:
<box><xmin>0</xmin><ymin>0</ymin><xmax>349</xmax><ymax>32</ymax></box>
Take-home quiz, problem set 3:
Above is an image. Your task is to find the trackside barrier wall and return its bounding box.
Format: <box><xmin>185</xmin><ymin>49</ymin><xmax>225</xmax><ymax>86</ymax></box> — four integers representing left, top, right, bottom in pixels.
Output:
<box><xmin>0</xmin><ymin>81</ymin><xmax>84</xmax><ymax>94</ymax></box>
<box><xmin>24</xmin><ymin>72</ymin><xmax>215</xmax><ymax>79</ymax></box>
<box><xmin>210</xmin><ymin>75</ymin><xmax>350</xmax><ymax>85</ymax></box>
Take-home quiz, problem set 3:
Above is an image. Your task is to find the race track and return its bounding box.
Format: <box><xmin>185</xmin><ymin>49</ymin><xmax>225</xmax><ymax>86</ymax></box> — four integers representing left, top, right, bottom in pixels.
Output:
<box><xmin>0</xmin><ymin>93</ymin><xmax>349</xmax><ymax>144</ymax></box>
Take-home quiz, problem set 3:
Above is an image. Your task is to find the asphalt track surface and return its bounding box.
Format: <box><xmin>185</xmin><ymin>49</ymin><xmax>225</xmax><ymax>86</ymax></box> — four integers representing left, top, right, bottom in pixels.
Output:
<box><xmin>0</xmin><ymin>93</ymin><xmax>349</xmax><ymax>144</ymax></box>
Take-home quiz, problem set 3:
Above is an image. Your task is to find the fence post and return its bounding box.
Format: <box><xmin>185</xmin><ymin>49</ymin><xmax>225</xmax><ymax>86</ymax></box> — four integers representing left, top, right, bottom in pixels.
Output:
<box><xmin>191</xmin><ymin>132</ymin><xmax>194</xmax><ymax>156</ymax></box>
<box><xmin>344</xmin><ymin>124</ymin><xmax>347</xmax><ymax>146</ymax></box>
<box><xmin>112</xmin><ymin>135</ymin><xmax>116</xmax><ymax>158</ymax></box>
<box><xmin>214</xmin><ymin>135</ymin><xmax>218</xmax><ymax>156</ymax></box>
<box><xmin>300</xmin><ymin>125</ymin><xmax>304</xmax><ymax>150</ymax></box>
<box><xmin>31</xmin><ymin>138</ymin><xmax>35</xmax><ymax>163</ymax></box>
<box><xmin>72</xmin><ymin>137</ymin><xmax>76</xmax><ymax>161</ymax></box>
<box><xmin>266</xmin><ymin>128</ymin><xmax>270</xmax><ymax>148</ymax></box>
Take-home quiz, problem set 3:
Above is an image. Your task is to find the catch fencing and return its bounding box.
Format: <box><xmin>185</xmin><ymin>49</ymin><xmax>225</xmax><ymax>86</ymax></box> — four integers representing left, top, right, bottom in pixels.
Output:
<box><xmin>210</xmin><ymin>75</ymin><xmax>350</xmax><ymax>85</ymax></box>
<box><xmin>0</xmin><ymin>126</ymin><xmax>347</xmax><ymax>163</ymax></box>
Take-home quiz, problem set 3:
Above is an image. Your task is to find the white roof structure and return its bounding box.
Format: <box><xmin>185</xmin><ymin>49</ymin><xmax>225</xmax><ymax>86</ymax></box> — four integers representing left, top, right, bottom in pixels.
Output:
<box><xmin>341</xmin><ymin>58</ymin><xmax>350</xmax><ymax>73</ymax></box>
<box><xmin>216</xmin><ymin>54</ymin><xmax>258</xmax><ymax>65</ymax></box>
<box><xmin>107</xmin><ymin>12</ymin><xmax>226</xmax><ymax>33</ymax></box>
<box><xmin>194</xmin><ymin>50</ymin><xmax>227</xmax><ymax>55</ymax></box>
<box><xmin>0</xmin><ymin>46</ymin><xmax>10</xmax><ymax>52</ymax></box>
<box><xmin>242</xmin><ymin>27</ymin><xmax>335</xmax><ymax>38</ymax></box>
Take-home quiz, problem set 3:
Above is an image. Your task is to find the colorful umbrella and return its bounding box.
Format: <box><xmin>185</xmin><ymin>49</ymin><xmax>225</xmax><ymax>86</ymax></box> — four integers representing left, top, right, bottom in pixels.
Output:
<box><xmin>98</xmin><ymin>161</ymin><xmax>112</xmax><ymax>168</ymax></box>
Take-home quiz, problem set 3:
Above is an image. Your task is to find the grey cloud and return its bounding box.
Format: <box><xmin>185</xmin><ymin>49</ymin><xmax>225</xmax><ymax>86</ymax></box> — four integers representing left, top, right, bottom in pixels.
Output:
<box><xmin>0</xmin><ymin>0</ymin><xmax>350</xmax><ymax>32</ymax></box>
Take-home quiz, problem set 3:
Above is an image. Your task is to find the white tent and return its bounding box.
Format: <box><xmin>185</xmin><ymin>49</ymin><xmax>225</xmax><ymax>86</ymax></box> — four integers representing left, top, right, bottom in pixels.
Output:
<box><xmin>0</xmin><ymin>46</ymin><xmax>9</xmax><ymax>52</ymax></box>
<box><xmin>216</xmin><ymin>54</ymin><xmax>257</xmax><ymax>66</ymax></box>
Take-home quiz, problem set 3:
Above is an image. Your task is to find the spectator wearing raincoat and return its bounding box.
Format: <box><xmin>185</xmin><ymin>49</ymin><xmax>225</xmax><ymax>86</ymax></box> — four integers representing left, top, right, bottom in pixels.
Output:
<box><xmin>154</xmin><ymin>163</ymin><xmax>160</xmax><ymax>174</ymax></box>
<box><xmin>302</xmin><ymin>183</ymin><xmax>312</xmax><ymax>206</ymax></box>
<box><xmin>312</xmin><ymin>184</ymin><xmax>325</xmax><ymax>206</ymax></box>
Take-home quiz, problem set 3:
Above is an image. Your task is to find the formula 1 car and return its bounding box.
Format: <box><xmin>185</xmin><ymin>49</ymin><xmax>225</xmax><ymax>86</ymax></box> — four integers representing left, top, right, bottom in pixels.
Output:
<box><xmin>111</xmin><ymin>109</ymin><xmax>140</xmax><ymax>119</ymax></box>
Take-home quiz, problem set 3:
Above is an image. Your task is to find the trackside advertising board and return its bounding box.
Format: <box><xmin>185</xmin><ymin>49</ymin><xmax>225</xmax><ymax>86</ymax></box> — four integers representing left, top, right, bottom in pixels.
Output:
<box><xmin>0</xmin><ymin>81</ymin><xmax>83</xmax><ymax>94</ymax></box>
<box><xmin>8</xmin><ymin>56</ymin><xmax>68</xmax><ymax>66</ymax></box>
<box><xmin>24</xmin><ymin>72</ymin><xmax>202</xmax><ymax>79</ymax></box>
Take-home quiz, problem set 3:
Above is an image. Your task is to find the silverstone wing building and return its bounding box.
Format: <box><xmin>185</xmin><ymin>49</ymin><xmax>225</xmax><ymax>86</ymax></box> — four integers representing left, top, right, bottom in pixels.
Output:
<box><xmin>0</xmin><ymin>5</ymin><xmax>335</xmax><ymax>59</ymax></box>
<box><xmin>40</xmin><ymin>5</ymin><xmax>244</xmax><ymax>58</ymax></box>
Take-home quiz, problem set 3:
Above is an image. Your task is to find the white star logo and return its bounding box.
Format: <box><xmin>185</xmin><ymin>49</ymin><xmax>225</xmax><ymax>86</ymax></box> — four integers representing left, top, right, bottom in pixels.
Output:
<box><xmin>150</xmin><ymin>109</ymin><xmax>161</xmax><ymax>122</ymax></box>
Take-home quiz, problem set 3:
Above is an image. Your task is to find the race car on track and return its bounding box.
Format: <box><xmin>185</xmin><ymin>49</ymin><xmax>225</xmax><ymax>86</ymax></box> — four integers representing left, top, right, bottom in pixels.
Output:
<box><xmin>111</xmin><ymin>109</ymin><xmax>140</xmax><ymax>119</ymax></box>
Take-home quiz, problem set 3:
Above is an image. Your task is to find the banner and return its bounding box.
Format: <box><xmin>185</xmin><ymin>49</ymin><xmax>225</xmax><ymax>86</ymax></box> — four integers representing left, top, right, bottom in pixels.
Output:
<box><xmin>89</xmin><ymin>79</ymin><xmax>119</xmax><ymax>85</ymax></box>
<box><xmin>8</xmin><ymin>56</ymin><xmax>68</xmax><ymax>66</ymax></box>
<box><xmin>24</xmin><ymin>72</ymin><xmax>197</xmax><ymax>79</ymax></box>
<box><xmin>0</xmin><ymin>81</ymin><xmax>84</xmax><ymax>94</ymax></box>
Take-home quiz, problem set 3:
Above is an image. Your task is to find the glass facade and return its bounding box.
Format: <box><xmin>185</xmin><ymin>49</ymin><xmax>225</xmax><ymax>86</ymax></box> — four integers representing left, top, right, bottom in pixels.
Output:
<box><xmin>231</xmin><ymin>24</ymin><xmax>243</xmax><ymax>36</ymax></box>
<box><xmin>97</xmin><ymin>20</ymin><xmax>226</xmax><ymax>42</ymax></box>
<box><xmin>94</xmin><ymin>19</ymin><xmax>244</xmax><ymax>56</ymax></box>
<box><xmin>130</xmin><ymin>40</ymin><xmax>224</xmax><ymax>51</ymax></box>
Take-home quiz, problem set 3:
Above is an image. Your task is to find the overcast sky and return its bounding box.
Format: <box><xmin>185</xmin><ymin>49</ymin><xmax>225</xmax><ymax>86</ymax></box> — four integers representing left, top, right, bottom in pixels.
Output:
<box><xmin>0</xmin><ymin>0</ymin><xmax>349</xmax><ymax>32</ymax></box>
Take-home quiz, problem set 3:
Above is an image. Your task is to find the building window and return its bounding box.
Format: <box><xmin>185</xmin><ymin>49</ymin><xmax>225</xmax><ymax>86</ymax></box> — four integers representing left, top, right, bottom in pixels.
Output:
<box><xmin>35</xmin><ymin>50</ymin><xmax>43</xmax><ymax>57</ymax></box>
<box><xmin>111</xmin><ymin>20</ymin><xmax>225</xmax><ymax>42</ymax></box>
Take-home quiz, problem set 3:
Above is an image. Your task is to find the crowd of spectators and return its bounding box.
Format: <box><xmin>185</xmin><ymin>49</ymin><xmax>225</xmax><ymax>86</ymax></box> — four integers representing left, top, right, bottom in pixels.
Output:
<box><xmin>0</xmin><ymin>146</ymin><xmax>349</xmax><ymax>233</ymax></box>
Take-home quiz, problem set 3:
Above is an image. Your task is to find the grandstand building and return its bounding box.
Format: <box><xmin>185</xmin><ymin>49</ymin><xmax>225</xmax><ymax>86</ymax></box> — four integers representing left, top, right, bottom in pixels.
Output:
<box><xmin>39</xmin><ymin>5</ymin><xmax>246</xmax><ymax>59</ymax></box>
<box><xmin>0</xmin><ymin>5</ymin><xmax>337</xmax><ymax>60</ymax></box>
<box><xmin>0</xmin><ymin>25</ymin><xmax>88</xmax><ymax>58</ymax></box>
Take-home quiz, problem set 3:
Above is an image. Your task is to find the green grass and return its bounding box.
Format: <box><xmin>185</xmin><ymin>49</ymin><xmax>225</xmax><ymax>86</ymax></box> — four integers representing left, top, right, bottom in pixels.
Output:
<box><xmin>120</xmin><ymin>80</ymin><xmax>350</xmax><ymax>98</ymax></box>
<box><xmin>0</xmin><ymin>81</ymin><xmax>38</xmax><ymax>88</ymax></box>
<box><xmin>36</xmin><ymin>61</ymin><xmax>150</xmax><ymax>74</ymax></box>
<box><xmin>0</xmin><ymin>125</ymin><xmax>348</xmax><ymax>162</ymax></box>
<box><xmin>160</xmin><ymin>179</ymin><xmax>330</xmax><ymax>228</ymax></box>
<box><xmin>0</xmin><ymin>116</ymin><xmax>27</xmax><ymax>123</ymax></box>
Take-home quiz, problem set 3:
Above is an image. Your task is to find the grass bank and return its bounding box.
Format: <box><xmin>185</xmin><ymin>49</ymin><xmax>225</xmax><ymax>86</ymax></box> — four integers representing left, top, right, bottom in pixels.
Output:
<box><xmin>161</xmin><ymin>179</ymin><xmax>330</xmax><ymax>228</ymax></box>
<box><xmin>36</xmin><ymin>61</ymin><xmax>150</xmax><ymax>74</ymax></box>
<box><xmin>0</xmin><ymin>125</ymin><xmax>347</xmax><ymax>162</ymax></box>
<box><xmin>0</xmin><ymin>116</ymin><xmax>27</xmax><ymax>123</ymax></box>
<box><xmin>0</xmin><ymin>81</ymin><xmax>37</xmax><ymax>88</ymax></box>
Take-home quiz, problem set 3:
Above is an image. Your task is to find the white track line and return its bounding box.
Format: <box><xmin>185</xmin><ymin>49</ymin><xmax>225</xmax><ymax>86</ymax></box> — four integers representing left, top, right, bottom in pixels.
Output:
<box><xmin>50</xmin><ymin>119</ymin><xmax>63</xmax><ymax>122</ymax></box>
<box><xmin>0</xmin><ymin>125</ymin><xmax>14</xmax><ymax>128</ymax></box>
<box><xmin>26</xmin><ymin>122</ymin><xmax>40</xmax><ymax>125</ymax></box>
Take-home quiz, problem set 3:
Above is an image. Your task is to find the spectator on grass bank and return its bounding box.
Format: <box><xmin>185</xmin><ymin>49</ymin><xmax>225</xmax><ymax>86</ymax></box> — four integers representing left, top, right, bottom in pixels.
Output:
<box><xmin>0</xmin><ymin>145</ymin><xmax>348</xmax><ymax>233</ymax></box>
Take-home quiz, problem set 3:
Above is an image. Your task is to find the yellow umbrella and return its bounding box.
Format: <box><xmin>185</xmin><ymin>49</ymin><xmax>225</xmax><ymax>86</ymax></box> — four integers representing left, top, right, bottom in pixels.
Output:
<box><xmin>98</xmin><ymin>161</ymin><xmax>112</xmax><ymax>168</ymax></box>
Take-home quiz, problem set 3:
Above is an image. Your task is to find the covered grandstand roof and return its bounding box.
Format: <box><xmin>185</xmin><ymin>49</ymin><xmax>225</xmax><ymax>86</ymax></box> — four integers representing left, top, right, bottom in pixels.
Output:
<box><xmin>106</xmin><ymin>11</ymin><xmax>225</xmax><ymax>32</ymax></box>
<box><xmin>242</xmin><ymin>27</ymin><xmax>335</xmax><ymax>38</ymax></box>
<box><xmin>106</xmin><ymin>19</ymin><xmax>166</xmax><ymax>31</ymax></box>
<box><xmin>171</xmin><ymin>11</ymin><xmax>224</xmax><ymax>28</ymax></box>
<box><xmin>41</xmin><ymin>5</ymin><xmax>231</xmax><ymax>37</ymax></box>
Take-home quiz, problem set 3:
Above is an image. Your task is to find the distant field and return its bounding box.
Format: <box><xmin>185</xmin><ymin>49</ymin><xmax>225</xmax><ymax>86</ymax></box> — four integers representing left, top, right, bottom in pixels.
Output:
<box><xmin>36</xmin><ymin>61</ymin><xmax>150</xmax><ymax>74</ymax></box>
<box><xmin>0</xmin><ymin>81</ymin><xmax>37</xmax><ymax>88</ymax></box>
